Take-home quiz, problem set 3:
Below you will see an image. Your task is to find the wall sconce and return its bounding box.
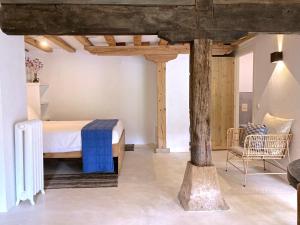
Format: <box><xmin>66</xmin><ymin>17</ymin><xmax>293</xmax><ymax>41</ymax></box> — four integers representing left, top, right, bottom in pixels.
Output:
<box><xmin>271</xmin><ymin>51</ymin><xmax>283</xmax><ymax>63</ymax></box>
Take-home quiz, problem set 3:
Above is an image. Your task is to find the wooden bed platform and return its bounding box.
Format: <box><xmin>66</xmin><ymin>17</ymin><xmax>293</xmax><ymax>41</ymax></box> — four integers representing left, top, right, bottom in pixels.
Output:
<box><xmin>43</xmin><ymin>130</ymin><xmax>126</xmax><ymax>174</ymax></box>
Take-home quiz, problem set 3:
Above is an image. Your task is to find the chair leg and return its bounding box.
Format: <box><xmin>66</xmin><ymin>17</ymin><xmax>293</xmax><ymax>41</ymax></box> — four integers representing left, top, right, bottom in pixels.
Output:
<box><xmin>225</xmin><ymin>151</ymin><xmax>229</xmax><ymax>172</ymax></box>
<box><xmin>263</xmin><ymin>159</ymin><xmax>266</xmax><ymax>171</ymax></box>
<box><xmin>243</xmin><ymin>159</ymin><xmax>249</xmax><ymax>187</ymax></box>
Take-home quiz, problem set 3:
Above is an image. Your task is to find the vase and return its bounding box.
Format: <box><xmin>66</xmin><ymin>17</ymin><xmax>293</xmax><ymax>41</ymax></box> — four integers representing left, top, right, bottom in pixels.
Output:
<box><xmin>32</xmin><ymin>73</ymin><xmax>39</xmax><ymax>83</ymax></box>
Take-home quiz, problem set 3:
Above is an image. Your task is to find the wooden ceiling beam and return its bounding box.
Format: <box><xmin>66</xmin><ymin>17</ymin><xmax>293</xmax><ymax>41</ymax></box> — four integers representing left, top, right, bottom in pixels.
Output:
<box><xmin>3</xmin><ymin>3</ymin><xmax>300</xmax><ymax>43</ymax></box>
<box><xmin>159</xmin><ymin>39</ymin><xmax>168</xmax><ymax>46</ymax></box>
<box><xmin>24</xmin><ymin>36</ymin><xmax>53</xmax><ymax>53</ymax></box>
<box><xmin>74</xmin><ymin>36</ymin><xmax>93</xmax><ymax>47</ymax></box>
<box><xmin>85</xmin><ymin>43</ymin><xmax>232</xmax><ymax>56</ymax></box>
<box><xmin>6</xmin><ymin>0</ymin><xmax>300</xmax><ymax>4</ymax></box>
<box><xmin>44</xmin><ymin>35</ymin><xmax>76</xmax><ymax>52</ymax></box>
<box><xmin>133</xmin><ymin>35</ymin><xmax>142</xmax><ymax>46</ymax></box>
<box><xmin>104</xmin><ymin>35</ymin><xmax>116</xmax><ymax>46</ymax></box>
<box><xmin>0</xmin><ymin>0</ymin><xmax>195</xmax><ymax>5</ymax></box>
<box><xmin>85</xmin><ymin>44</ymin><xmax>190</xmax><ymax>56</ymax></box>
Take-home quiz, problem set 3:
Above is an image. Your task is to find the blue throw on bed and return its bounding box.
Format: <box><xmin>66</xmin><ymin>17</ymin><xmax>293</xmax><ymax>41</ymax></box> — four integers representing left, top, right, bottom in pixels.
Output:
<box><xmin>81</xmin><ymin>119</ymin><xmax>118</xmax><ymax>173</ymax></box>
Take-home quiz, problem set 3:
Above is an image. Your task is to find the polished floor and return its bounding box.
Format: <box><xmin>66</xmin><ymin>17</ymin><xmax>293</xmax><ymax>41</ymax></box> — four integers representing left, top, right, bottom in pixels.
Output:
<box><xmin>0</xmin><ymin>147</ymin><xmax>297</xmax><ymax>225</ymax></box>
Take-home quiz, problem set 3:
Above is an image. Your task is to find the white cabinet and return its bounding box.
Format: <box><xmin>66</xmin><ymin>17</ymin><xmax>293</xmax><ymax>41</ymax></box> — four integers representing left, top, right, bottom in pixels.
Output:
<box><xmin>27</xmin><ymin>83</ymin><xmax>49</xmax><ymax>120</ymax></box>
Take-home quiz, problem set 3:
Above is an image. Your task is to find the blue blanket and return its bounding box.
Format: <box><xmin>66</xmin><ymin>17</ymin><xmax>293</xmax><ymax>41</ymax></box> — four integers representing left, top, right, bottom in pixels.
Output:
<box><xmin>81</xmin><ymin>119</ymin><xmax>118</xmax><ymax>173</ymax></box>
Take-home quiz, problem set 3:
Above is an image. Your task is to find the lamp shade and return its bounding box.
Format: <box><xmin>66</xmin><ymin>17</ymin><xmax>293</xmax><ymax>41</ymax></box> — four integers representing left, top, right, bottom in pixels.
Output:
<box><xmin>271</xmin><ymin>51</ymin><xmax>283</xmax><ymax>63</ymax></box>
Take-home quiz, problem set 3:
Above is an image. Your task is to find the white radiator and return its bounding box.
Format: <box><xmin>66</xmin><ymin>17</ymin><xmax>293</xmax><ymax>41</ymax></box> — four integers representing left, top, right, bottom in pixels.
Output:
<box><xmin>15</xmin><ymin>120</ymin><xmax>44</xmax><ymax>206</ymax></box>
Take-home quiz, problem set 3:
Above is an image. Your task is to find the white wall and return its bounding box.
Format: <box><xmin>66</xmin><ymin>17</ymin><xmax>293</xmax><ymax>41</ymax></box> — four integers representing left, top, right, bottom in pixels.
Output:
<box><xmin>28</xmin><ymin>50</ymin><xmax>191</xmax><ymax>151</ymax></box>
<box><xmin>237</xmin><ymin>34</ymin><xmax>300</xmax><ymax>168</ymax></box>
<box><xmin>0</xmin><ymin>31</ymin><xmax>27</xmax><ymax>212</ymax></box>
<box><xmin>166</xmin><ymin>54</ymin><xmax>190</xmax><ymax>152</ymax></box>
<box><xmin>27</xmin><ymin>50</ymin><xmax>157</xmax><ymax>145</ymax></box>
<box><xmin>238</xmin><ymin>52</ymin><xmax>253</xmax><ymax>92</ymax></box>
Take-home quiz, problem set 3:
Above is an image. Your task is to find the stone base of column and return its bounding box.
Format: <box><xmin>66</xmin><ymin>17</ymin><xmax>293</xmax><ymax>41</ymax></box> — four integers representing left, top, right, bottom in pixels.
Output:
<box><xmin>178</xmin><ymin>161</ymin><xmax>229</xmax><ymax>211</ymax></box>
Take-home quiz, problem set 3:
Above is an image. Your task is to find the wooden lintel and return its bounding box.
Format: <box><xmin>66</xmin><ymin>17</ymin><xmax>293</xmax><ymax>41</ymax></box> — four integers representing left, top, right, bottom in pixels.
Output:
<box><xmin>145</xmin><ymin>54</ymin><xmax>177</xmax><ymax>63</ymax></box>
<box><xmin>44</xmin><ymin>35</ymin><xmax>76</xmax><ymax>52</ymax></box>
<box><xmin>133</xmin><ymin>35</ymin><xmax>142</xmax><ymax>46</ymax></box>
<box><xmin>24</xmin><ymin>36</ymin><xmax>53</xmax><ymax>53</ymax></box>
<box><xmin>104</xmin><ymin>35</ymin><xmax>116</xmax><ymax>46</ymax></box>
<box><xmin>85</xmin><ymin>44</ymin><xmax>190</xmax><ymax>56</ymax></box>
<box><xmin>74</xmin><ymin>36</ymin><xmax>93</xmax><ymax>47</ymax></box>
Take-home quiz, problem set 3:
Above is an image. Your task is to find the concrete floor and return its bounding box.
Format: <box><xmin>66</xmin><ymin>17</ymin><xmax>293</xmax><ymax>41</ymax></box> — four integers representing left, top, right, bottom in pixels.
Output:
<box><xmin>0</xmin><ymin>147</ymin><xmax>297</xmax><ymax>225</ymax></box>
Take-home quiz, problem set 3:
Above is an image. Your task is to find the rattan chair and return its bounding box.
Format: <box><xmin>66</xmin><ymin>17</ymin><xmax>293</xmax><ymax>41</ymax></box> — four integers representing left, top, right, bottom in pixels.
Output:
<box><xmin>226</xmin><ymin>128</ymin><xmax>292</xmax><ymax>187</ymax></box>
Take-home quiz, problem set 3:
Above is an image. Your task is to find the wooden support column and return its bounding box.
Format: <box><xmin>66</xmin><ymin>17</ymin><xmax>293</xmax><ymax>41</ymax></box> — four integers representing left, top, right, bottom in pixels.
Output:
<box><xmin>156</xmin><ymin>62</ymin><xmax>167</xmax><ymax>152</ymax></box>
<box><xmin>189</xmin><ymin>39</ymin><xmax>212</xmax><ymax>166</ymax></box>
<box><xmin>178</xmin><ymin>39</ymin><xmax>228</xmax><ymax>211</ymax></box>
<box><xmin>145</xmin><ymin>54</ymin><xmax>177</xmax><ymax>153</ymax></box>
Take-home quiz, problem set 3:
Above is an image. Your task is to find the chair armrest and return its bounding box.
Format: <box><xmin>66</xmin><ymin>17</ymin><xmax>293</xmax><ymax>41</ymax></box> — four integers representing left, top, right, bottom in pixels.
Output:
<box><xmin>244</xmin><ymin>134</ymin><xmax>292</xmax><ymax>156</ymax></box>
<box><xmin>227</xmin><ymin>128</ymin><xmax>245</xmax><ymax>149</ymax></box>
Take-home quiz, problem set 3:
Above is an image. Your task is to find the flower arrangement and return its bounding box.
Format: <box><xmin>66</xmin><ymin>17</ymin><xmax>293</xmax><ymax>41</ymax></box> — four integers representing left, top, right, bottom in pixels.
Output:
<box><xmin>25</xmin><ymin>57</ymin><xmax>44</xmax><ymax>83</ymax></box>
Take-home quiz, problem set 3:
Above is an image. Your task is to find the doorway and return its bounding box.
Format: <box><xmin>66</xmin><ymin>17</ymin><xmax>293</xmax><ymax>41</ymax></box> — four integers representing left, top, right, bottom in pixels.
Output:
<box><xmin>237</xmin><ymin>52</ymin><xmax>254</xmax><ymax>127</ymax></box>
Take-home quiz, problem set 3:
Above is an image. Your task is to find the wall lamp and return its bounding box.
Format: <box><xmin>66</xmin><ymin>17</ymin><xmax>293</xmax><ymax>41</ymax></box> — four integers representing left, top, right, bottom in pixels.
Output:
<box><xmin>271</xmin><ymin>51</ymin><xmax>283</xmax><ymax>63</ymax></box>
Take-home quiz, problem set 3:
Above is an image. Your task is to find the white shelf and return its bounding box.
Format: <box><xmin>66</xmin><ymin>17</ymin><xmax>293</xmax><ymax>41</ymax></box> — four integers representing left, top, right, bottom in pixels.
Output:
<box><xmin>39</xmin><ymin>84</ymin><xmax>49</xmax><ymax>88</ymax></box>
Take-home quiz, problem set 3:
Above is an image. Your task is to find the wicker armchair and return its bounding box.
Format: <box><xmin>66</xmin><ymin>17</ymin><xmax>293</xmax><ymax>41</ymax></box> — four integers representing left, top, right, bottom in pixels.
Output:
<box><xmin>226</xmin><ymin>128</ymin><xmax>292</xmax><ymax>187</ymax></box>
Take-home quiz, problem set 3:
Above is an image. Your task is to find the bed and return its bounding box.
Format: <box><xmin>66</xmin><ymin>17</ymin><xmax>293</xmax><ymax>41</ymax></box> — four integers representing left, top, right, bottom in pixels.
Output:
<box><xmin>43</xmin><ymin>120</ymin><xmax>125</xmax><ymax>173</ymax></box>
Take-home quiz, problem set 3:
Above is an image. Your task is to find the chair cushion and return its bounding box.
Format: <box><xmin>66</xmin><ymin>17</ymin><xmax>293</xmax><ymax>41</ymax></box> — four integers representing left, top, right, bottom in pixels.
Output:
<box><xmin>263</xmin><ymin>113</ymin><xmax>294</xmax><ymax>134</ymax></box>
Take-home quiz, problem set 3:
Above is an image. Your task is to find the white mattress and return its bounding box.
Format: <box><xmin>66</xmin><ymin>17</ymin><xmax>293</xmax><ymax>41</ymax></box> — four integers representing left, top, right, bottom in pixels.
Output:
<box><xmin>43</xmin><ymin>120</ymin><xmax>124</xmax><ymax>153</ymax></box>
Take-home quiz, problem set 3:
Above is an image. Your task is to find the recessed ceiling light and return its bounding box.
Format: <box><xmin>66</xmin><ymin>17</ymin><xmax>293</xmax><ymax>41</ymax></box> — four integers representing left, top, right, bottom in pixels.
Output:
<box><xmin>40</xmin><ymin>40</ymin><xmax>49</xmax><ymax>48</ymax></box>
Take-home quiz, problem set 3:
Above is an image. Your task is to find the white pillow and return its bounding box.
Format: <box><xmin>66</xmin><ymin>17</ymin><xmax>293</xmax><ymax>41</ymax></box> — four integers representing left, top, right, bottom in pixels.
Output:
<box><xmin>262</xmin><ymin>113</ymin><xmax>294</xmax><ymax>134</ymax></box>
<box><xmin>27</xmin><ymin>106</ymin><xmax>40</xmax><ymax>120</ymax></box>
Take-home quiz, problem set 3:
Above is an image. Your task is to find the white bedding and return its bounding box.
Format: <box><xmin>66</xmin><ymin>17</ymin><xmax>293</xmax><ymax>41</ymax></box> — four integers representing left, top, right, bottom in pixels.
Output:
<box><xmin>43</xmin><ymin>120</ymin><xmax>124</xmax><ymax>153</ymax></box>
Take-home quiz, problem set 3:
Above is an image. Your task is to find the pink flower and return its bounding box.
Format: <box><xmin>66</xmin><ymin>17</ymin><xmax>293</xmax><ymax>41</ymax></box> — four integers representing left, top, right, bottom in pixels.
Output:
<box><xmin>25</xmin><ymin>57</ymin><xmax>44</xmax><ymax>74</ymax></box>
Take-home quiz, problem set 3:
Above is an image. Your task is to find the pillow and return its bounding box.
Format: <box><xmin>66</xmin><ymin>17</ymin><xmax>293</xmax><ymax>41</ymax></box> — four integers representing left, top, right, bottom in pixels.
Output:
<box><xmin>262</xmin><ymin>113</ymin><xmax>294</xmax><ymax>134</ymax></box>
<box><xmin>245</xmin><ymin>123</ymin><xmax>268</xmax><ymax>136</ymax></box>
<box><xmin>240</xmin><ymin>123</ymin><xmax>268</xmax><ymax>147</ymax></box>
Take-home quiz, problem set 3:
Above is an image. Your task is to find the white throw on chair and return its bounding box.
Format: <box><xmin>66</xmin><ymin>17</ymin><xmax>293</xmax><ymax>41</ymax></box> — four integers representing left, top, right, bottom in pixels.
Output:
<box><xmin>15</xmin><ymin>120</ymin><xmax>45</xmax><ymax>206</ymax></box>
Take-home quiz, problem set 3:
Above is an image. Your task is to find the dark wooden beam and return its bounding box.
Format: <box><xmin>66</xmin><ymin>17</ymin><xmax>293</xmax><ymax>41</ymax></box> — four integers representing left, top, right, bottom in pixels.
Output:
<box><xmin>2</xmin><ymin>3</ymin><xmax>300</xmax><ymax>42</ymax></box>
<box><xmin>1</xmin><ymin>0</ymin><xmax>195</xmax><ymax>5</ymax></box>
<box><xmin>190</xmin><ymin>39</ymin><xmax>212</xmax><ymax>167</ymax></box>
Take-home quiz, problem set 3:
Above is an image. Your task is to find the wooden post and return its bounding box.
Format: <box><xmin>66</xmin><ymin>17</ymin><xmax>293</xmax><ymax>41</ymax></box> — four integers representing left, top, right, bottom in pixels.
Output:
<box><xmin>178</xmin><ymin>39</ymin><xmax>228</xmax><ymax>211</ymax></box>
<box><xmin>156</xmin><ymin>62</ymin><xmax>167</xmax><ymax>150</ymax></box>
<box><xmin>189</xmin><ymin>39</ymin><xmax>212</xmax><ymax>166</ymax></box>
<box><xmin>145</xmin><ymin>54</ymin><xmax>177</xmax><ymax>153</ymax></box>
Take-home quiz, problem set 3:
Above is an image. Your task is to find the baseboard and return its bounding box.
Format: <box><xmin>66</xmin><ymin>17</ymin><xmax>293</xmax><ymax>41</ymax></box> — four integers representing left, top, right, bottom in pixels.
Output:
<box><xmin>155</xmin><ymin>148</ymin><xmax>170</xmax><ymax>153</ymax></box>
